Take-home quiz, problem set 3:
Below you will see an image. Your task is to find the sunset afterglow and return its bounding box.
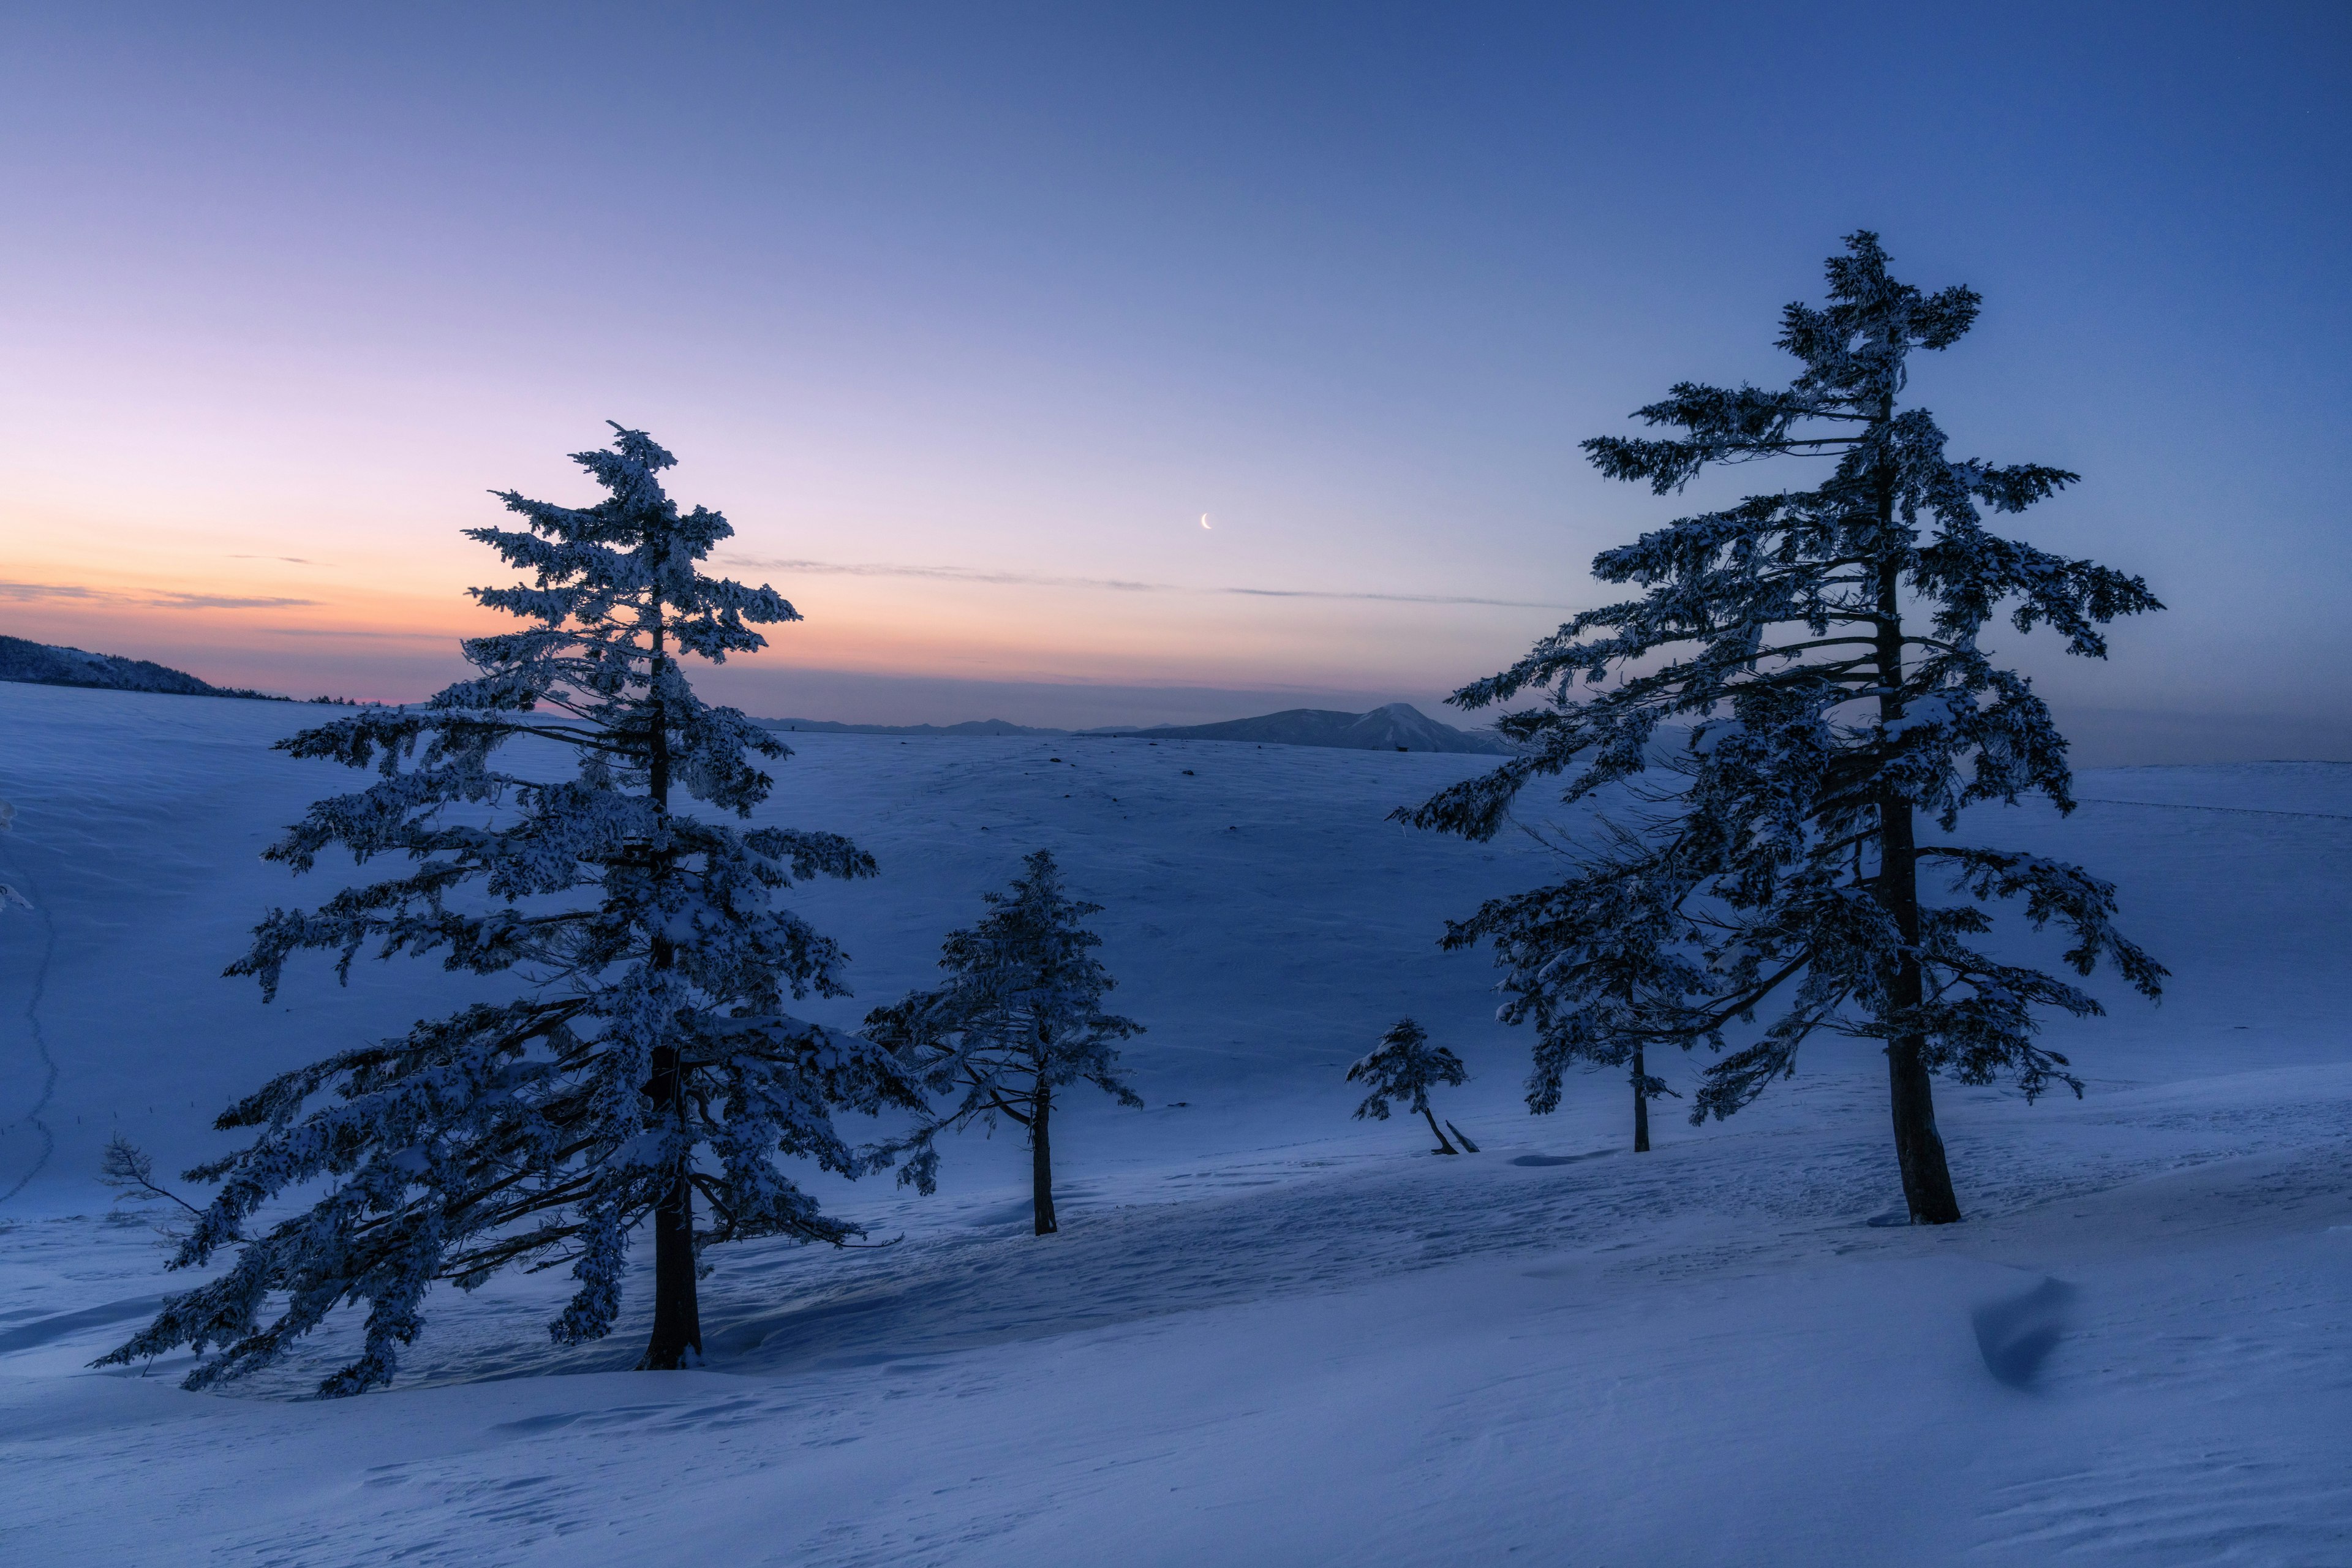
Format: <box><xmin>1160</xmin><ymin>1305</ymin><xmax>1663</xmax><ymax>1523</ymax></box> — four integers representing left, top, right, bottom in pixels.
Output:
<box><xmin>4</xmin><ymin>6</ymin><xmax>2345</xmax><ymax>753</ymax></box>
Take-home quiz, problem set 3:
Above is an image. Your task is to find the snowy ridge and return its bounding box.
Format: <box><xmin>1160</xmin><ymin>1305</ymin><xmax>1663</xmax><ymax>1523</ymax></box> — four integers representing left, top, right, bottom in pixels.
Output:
<box><xmin>0</xmin><ymin>635</ymin><xmax>281</xmax><ymax>701</ymax></box>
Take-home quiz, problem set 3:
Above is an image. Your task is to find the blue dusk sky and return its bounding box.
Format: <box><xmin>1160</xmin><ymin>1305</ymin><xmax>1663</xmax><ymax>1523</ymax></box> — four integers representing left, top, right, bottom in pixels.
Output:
<box><xmin>1</xmin><ymin>2</ymin><xmax>2345</xmax><ymax>759</ymax></box>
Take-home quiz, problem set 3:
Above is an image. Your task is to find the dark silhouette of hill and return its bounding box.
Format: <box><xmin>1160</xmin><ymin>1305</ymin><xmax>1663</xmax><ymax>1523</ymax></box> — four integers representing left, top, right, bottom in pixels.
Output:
<box><xmin>1088</xmin><ymin>703</ymin><xmax>1513</xmax><ymax>753</ymax></box>
<box><xmin>0</xmin><ymin>636</ymin><xmax>284</xmax><ymax>701</ymax></box>
<box><xmin>762</xmin><ymin>703</ymin><xmax>1512</xmax><ymax>753</ymax></box>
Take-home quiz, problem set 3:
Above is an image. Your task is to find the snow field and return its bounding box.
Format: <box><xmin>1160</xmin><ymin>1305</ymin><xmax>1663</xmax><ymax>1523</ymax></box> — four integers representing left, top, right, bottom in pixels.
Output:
<box><xmin>1</xmin><ymin>684</ymin><xmax>2348</xmax><ymax>1564</ymax></box>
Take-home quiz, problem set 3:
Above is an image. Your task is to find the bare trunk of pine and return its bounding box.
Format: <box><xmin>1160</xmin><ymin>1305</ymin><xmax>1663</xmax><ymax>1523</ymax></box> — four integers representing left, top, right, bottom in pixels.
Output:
<box><xmin>1876</xmin><ymin>796</ymin><xmax>1962</xmax><ymax>1223</ymax></box>
<box><xmin>1031</xmin><ymin>1081</ymin><xmax>1058</xmax><ymax>1235</ymax></box>
<box><xmin>1632</xmin><ymin>1044</ymin><xmax>1651</xmax><ymax>1153</ymax></box>
<box><xmin>640</xmin><ymin>1061</ymin><xmax>703</xmax><ymax>1368</ymax></box>
<box><xmin>1420</xmin><ymin>1104</ymin><xmax>1458</xmax><ymax>1155</ymax></box>
<box><xmin>1871</xmin><ymin>510</ymin><xmax>1963</xmax><ymax>1225</ymax></box>
<box><xmin>639</xmin><ymin>580</ymin><xmax>709</xmax><ymax>1364</ymax></box>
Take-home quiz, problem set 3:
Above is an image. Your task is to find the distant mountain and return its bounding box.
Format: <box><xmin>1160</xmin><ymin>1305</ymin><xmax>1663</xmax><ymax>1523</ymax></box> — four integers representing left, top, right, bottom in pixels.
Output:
<box><xmin>763</xmin><ymin>717</ymin><xmax>1067</xmax><ymax>737</ymax></box>
<box><xmin>758</xmin><ymin>702</ymin><xmax>1517</xmax><ymax>753</ymax></box>
<box><xmin>1088</xmin><ymin>703</ymin><xmax>1516</xmax><ymax>755</ymax></box>
<box><xmin>0</xmin><ymin>636</ymin><xmax>284</xmax><ymax>701</ymax></box>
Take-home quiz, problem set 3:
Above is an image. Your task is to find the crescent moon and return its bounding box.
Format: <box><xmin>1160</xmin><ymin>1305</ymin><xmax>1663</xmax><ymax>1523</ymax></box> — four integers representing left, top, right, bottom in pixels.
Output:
<box><xmin>1200</xmin><ymin>513</ymin><xmax>1212</xmax><ymax>530</ymax></box>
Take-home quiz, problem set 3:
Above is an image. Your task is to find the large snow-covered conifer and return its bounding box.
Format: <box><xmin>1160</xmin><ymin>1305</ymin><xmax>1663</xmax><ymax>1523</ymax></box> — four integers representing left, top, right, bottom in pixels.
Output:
<box><xmin>866</xmin><ymin>850</ymin><xmax>1142</xmax><ymax>1235</ymax></box>
<box><xmin>1400</xmin><ymin>234</ymin><xmax>2165</xmax><ymax>1222</ymax></box>
<box><xmin>99</xmin><ymin>425</ymin><xmax>916</xmax><ymax>1392</ymax></box>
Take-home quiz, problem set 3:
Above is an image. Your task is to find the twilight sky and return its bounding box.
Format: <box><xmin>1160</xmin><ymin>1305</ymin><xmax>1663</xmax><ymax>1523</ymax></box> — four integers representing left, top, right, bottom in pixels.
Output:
<box><xmin>2</xmin><ymin>2</ymin><xmax>2346</xmax><ymax>759</ymax></box>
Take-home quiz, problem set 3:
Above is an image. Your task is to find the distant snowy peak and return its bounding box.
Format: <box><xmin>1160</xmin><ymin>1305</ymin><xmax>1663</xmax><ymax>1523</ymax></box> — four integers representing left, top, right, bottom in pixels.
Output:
<box><xmin>1343</xmin><ymin>703</ymin><xmax>1515</xmax><ymax>755</ymax></box>
<box><xmin>0</xmin><ymin>636</ymin><xmax>280</xmax><ymax>700</ymax></box>
<box><xmin>1095</xmin><ymin>703</ymin><xmax>1517</xmax><ymax>755</ymax></box>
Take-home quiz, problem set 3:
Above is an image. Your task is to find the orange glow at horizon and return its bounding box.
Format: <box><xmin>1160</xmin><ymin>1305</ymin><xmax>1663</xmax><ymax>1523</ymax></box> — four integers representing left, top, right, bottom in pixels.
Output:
<box><xmin>1</xmin><ymin>396</ymin><xmax>1575</xmax><ymax>711</ymax></box>
<box><xmin>6</xmin><ymin>515</ymin><xmax>1562</xmax><ymax>707</ymax></box>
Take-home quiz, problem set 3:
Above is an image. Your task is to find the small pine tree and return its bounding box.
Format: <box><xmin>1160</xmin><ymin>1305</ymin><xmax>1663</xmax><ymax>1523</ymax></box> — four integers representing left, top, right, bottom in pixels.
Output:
<box><xmin>1441</xmin><ymin>824</ymin><xmax>1695</xmax><ymax>1152</ymax></box>
<box><xmin>1400</xmin><ymin>234</ymin><xmax>2166</xmax><ymax>1223</ymax></box>
<box><xmin>1348</xmin><ymin>1018</ymin><xmax>1469</xmax><ymax>1154</ymax></box>
<box><xmin>97</xmin><ymin>425</ymin><xmax>919</xmax><ymax>1394</ymax></box>
<box><xmin>867</xmin><ymin>850</ymin><xmax>1142</xmax><ymax>1235</ymax></box>
<box><xmin>99</xmin><ymin>1135</ymin><xmax>200</xmax><ymax>1219</ymax></box>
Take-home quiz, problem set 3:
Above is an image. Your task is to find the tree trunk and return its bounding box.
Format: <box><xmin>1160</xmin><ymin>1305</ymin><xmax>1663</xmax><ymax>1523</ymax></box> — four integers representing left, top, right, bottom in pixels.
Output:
<box><xmin>1886</xmin><ymin>1031</ymin><xmax>1960</xmax><ymax>1223</ymax></box>
<box><xmin>1632</xmin><ymin>1045</ymin><xmax>1651</xmax><ymax>1153</ymax></box>
<box><xmin>638</xmin><ymin>577</ymin><xmax>707</xmax><ymax>1362</ymax></box>
<box><xmin>639</xmin><ymin>1066</ymin><xmax>703</xmax><ymax>1369</ymax></box>
<box><xmin>1420</xmin><ymin>1104</ymin><xmax>1459</xmax><ymax>1155</ymax></box>
<box><xmin>1872</xmin><ymin>529</ymin><xmax>1963</xmax><ymax>1225</ymax></box>
<box><xmin>1877</xmin><ymin>796</ymin><xmax>1961</xmax><ymax>1222</ymax></box>
<box><xmin>1031</xmin><ymin>1082</ymin><xmax>1058</xmax><ymax>1235</ymax></box>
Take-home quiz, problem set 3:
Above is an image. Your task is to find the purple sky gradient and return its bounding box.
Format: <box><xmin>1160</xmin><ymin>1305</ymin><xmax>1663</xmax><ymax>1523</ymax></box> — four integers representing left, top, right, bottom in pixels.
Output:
<box><xmin>1</xmin><ymin>3</ymin><xmax>2346</xmax><ymax>760</ymax></box>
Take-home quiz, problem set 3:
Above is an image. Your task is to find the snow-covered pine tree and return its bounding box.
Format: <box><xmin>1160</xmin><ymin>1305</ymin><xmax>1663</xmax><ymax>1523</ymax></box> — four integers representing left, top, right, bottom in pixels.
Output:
<box><xmin>865</xmin><ymin>850</ymin><xmax>1142</xmax><ymax>1235</ymax></box>
<box><xmin>97</xmin><ymin>424</ymin><xmax>918</xmax><ymax>1393</ymax></box>
<box><xmin>1347</xmin><ymin>1018</ymin><xmax>1469</xmax><ymax>1154</ymax></box>
<box><xmin>1439</xmin><ymin>821</ymin><xmax>1697</xmax><ymax>1153</ymax></box>
<box><xmin>1398</xmin><ymin>233</ymin><xmax>2166</xmax><ymax>1223</ymax></box>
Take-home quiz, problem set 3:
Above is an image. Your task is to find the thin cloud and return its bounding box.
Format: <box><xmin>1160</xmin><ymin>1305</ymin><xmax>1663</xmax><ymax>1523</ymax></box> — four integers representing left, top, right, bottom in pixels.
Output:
<box><xmin>1220</xmin><ymin>587</ymin><xmax>1575</xmax><ymax>609</ymax></box>
<box><xmin>228</xmin><ymin>554</ymin><xmax>315</xmax><ymax>565</ymax></box>
<box><xmin>728</xmin><ymin>558</ymin><xmax>1163</xmax><ymax>593</ymax></box>
<box><xmin>719</xmin><ymin>557</ymin><xmax>1575</xmax><ymax>611</ymax></box>
<box><xmin>0</xmin><ymin>581</ymin><xmax>315</xmax><ymax>609</ymax></box>
<box><xmin>146</xmin><ymin>593</ymin><xmax>318</xmax><ymax>609</ymax></box>
<box><xmin>0</xmin><ymin>581</ymin><xmax>105</xmax><ymax>601</ymax></box>
<box><xmin>257</xmin><ymin>626</ymin><xmax>454</xmax><ymax>642</ymax></box>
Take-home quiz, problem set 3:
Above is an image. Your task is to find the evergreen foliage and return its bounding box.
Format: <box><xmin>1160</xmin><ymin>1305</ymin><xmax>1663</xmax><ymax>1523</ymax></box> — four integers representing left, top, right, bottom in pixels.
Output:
<box><xmin>866</xmin><ymin>850</ymin><xmax>1142</xmax><ymax>1235</ymax></box>
<box><xmin>1459</xmin><ymin>821</ymin><xmax>1692</xmax><ymax>1153</ymax></box>
<box><xmin>1347</xmin><ymin>1018</ymin><xmax>1469</xmax><ymax>1154</ymax></box>
<box><xmin>98</xmin><ymin>425</ymin><xmax>917</xmax><ymax>1393</ymax></box>
<box><xmin>1399</xmin><ymin>234</ymin><xmax>2165</xmax><ymax>1221</ymax></box>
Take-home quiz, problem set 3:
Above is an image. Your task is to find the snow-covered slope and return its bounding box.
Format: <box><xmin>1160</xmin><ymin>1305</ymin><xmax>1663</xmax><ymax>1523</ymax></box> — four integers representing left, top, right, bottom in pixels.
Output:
<box><xmin>0</xmin><ymin>635</ymin><xmax>244</xmax><ymax>699</ymax></box>
<box><xmin>1</xmin><ymin>682</ymin><xmax>2346</xmax><ymax>1566</ymax></box>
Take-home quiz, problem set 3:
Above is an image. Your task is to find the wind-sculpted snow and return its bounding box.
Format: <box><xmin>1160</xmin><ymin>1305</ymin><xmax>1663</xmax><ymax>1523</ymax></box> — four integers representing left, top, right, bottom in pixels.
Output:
<box><xmin>3</xmin><ymin>1062</ymin><xmax>2346</xmax><ymax>1566</ymax></box>
<box><xmin>148</xmin><ymin>1056</ymin><xmax>2325</xmax><ymax>1396</ymax></box>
